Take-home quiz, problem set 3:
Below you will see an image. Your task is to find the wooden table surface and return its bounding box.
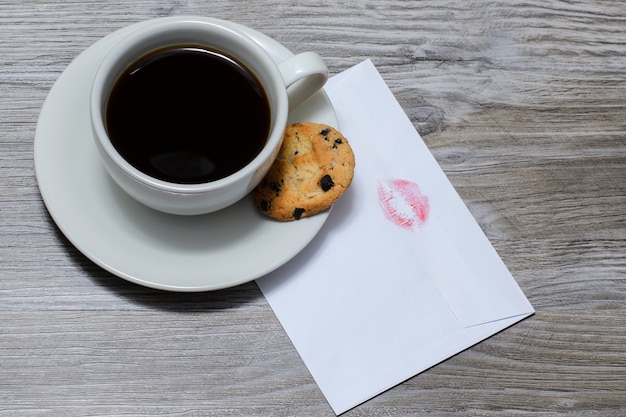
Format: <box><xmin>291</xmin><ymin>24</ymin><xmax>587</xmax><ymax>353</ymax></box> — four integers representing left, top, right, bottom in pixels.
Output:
<box><xmin>1</xmin><ymin>1</ymin><xmax>624</xmax><ymax>416</ymax></box>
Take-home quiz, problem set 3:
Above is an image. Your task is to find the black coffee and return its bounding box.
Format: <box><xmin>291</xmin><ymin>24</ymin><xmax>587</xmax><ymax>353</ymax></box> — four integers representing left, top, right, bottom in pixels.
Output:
<box><xmin>105</xmin><ymin>46</ymin><xmax>270</xmax><ymax>184</ymax></box>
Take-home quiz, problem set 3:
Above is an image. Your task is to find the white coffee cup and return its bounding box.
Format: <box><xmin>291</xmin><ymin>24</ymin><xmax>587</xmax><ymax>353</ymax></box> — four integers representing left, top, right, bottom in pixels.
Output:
<box><xmin>91</xmin><ymin>16</ymin><xmax>328</xmax><ymax>215</ymax></box>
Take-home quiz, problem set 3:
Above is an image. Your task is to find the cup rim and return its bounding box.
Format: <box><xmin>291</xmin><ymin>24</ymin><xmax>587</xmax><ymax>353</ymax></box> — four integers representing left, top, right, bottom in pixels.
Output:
<box><xmin>90</xmin><ymin>16</ymin><xmax>288</xmax><ymax>195</ymax></box>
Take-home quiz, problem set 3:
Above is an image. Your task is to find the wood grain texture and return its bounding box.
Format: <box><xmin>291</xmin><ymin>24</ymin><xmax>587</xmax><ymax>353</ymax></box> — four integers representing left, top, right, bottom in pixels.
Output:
<box><xmin>1</xmin><ymin>1</ymin><xmax>624</xmax><ymax>416</ymax></box>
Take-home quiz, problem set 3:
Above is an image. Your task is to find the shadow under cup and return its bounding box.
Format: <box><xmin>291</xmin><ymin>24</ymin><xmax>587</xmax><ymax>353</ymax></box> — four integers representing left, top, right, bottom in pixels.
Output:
<box><xmin>91</xmin><ymin>19</ymin><xmax>290</xmax><ymax>215</ymax></box>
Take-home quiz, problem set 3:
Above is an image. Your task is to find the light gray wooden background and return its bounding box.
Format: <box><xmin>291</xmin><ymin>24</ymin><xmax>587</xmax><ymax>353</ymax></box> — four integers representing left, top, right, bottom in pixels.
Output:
<box><xmin>1</xmin><ymin>1</ymin><xmax>624</xmax><ymax>416</ymax></box>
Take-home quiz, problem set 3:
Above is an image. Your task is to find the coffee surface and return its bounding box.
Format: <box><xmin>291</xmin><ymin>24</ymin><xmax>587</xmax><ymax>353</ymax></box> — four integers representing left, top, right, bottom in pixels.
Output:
<box><xmin>106</xmin><ymin>46</ymin><xmax>270</xmax><ymax>184</ymax></box>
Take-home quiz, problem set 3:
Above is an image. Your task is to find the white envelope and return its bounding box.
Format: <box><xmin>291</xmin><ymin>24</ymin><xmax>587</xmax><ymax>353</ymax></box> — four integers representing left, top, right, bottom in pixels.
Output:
<box><xmin>256</xmin><ymin>60</ymin><xmax>534</xmax><ymax>415</ymax></box>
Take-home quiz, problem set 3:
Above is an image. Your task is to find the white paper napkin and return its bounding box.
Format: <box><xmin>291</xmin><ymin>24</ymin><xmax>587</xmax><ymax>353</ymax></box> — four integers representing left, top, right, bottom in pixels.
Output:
<box><xmin>256</xmin><ymin>60</ymin><xmax>534</xmax><ymax>415</ymax></box>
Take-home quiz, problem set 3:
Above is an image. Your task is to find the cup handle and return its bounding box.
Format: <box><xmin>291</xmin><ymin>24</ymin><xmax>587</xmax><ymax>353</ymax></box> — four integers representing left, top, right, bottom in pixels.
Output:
<box><xmin>278</xmin><ymin>51</ymin><xmax>328</xmax><ymax>112</ymax></box>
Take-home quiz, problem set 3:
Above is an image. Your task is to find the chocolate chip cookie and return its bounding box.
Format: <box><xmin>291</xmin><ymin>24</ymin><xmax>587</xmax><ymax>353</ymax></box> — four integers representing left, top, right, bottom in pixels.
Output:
<box><xmin>253</xmin><ymin>122</ymin><xmax>355</xmax><ymax>221</ymax></box>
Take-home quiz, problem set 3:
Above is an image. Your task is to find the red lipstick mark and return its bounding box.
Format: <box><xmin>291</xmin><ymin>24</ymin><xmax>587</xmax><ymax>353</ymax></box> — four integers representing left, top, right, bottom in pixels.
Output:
<box><xmin>377</xmin><ymin>179</ymin><xmax>429</xmax><ymax>230</ymax></box>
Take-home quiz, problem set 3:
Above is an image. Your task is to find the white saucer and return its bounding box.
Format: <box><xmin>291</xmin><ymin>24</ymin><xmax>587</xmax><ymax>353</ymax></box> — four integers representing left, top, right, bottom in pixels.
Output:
<box><xmin>34</xmin><ymin>20</ymin><xmax>338</xmax><ymax>292</ymax></box>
